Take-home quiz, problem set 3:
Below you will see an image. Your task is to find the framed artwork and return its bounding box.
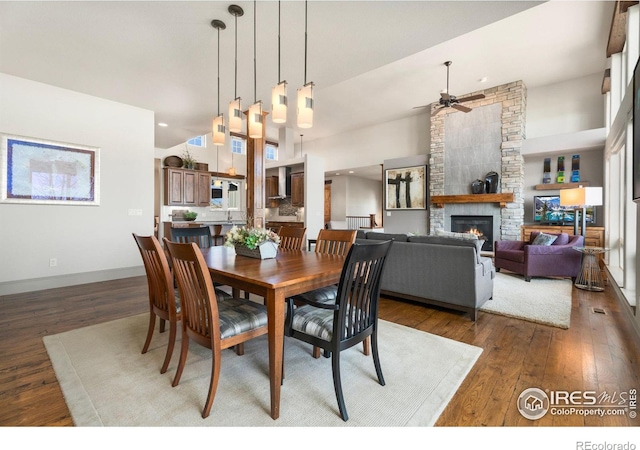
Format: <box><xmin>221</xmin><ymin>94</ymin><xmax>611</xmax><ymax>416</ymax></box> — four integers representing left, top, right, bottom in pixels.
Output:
<box><xmin>385</xmin><ymin>165</ymin><xmax>426</xmax><ymax>210</ymax></box>
<box><xmin>1</xmin><ymin>133</ymin><xmax>100</xmax><ymax>205</ymax></box>
<box><xmin>634</xmin><ymin>57</ymin><xmax>640</xmax><ymax>203</ymax></box>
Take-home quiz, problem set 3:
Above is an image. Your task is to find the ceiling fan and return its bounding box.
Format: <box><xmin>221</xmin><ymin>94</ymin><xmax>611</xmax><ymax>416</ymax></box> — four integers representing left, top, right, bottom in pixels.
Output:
<box><xmin>414</xmin><ymin>61</ymin><xmax>485</xmax><ymax>116</ymax></box>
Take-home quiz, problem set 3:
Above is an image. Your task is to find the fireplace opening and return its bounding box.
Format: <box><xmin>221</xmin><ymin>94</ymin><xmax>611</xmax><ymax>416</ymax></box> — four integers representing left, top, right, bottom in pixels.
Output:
<box><xmin>451</xmin><ymin>215</ymin><xmax>494</xmax><ymax>252</ymax></box>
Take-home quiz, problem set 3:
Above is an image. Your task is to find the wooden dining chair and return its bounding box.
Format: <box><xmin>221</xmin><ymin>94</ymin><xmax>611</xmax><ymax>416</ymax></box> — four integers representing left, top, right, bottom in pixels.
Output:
<box><xmin>170</xmin><ymin>226</ymin><xmax>213</xmax><ymax>248</ymax></box>
<box><xmin>163</xmin><ymin>238</ymin><xmax>269</xmax><ymax>419</ymax></box>
<box><xmin>132</xmin><ymin>233</ymin><xmax>181</xmax><ymax>374</ymax></box>
<box><xmin>211</xmin><ymin>224</ymin><xmax>225</xmax><ymax>246</ymax></box>
<box><xmin>277</xmin><ymin>226</ymin><xmax>306</xmax><ymax>250</ymax></box>
<box><xmin>285</xmin><ymin>240</ymin><xmax>393</xmax><ymax>421</ymax></box>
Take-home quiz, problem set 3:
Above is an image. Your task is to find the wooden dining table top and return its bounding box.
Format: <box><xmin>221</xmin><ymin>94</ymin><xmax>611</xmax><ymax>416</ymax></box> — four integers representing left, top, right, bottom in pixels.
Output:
<box><xmin>199</xmin><ymin>245</ymin><xmax>346</xmax><ymax>420</ymax></box>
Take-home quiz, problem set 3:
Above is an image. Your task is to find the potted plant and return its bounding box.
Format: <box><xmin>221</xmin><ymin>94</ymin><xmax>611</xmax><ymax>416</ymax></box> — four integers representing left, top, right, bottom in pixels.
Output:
<box><xmin>181</xmin><ymin>147</ymin><xmax>197</xmax><ymax>170</ymax></box>
<box><xmin>184</xmin><ymin>211</ymin><xmax>198</xmax><ymax>221</ymax></box>
<box><xmin>225</xmin><ymin>226</ymin><xmax>281</xmax><ymax>259</ymax></box>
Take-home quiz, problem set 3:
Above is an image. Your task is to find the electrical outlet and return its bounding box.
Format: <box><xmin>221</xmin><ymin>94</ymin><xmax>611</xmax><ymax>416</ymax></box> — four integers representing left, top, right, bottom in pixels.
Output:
<box><xmin>386</xmin><ymin>211</ymin><xmax>391</xmax><ymax>216</ymax></box>
<box><xmin>49</xmin><ymin>258</ymin><xmax>57</xmax><ymax>267</ymax></box>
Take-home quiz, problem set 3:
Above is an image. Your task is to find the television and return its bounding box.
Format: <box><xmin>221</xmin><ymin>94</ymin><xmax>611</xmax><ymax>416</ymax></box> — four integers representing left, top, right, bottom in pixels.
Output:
<box><xmin>533</xmin><ymin>195</ymin><xmax>595</xmax><ymax>224</ymax></box>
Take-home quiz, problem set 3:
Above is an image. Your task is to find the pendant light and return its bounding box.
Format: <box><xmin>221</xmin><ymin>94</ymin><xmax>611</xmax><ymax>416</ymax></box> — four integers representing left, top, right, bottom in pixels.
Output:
<box><xmin>299</xmin><ymin>134</ymin><xmax>303</xmax><ymax>157</ymax></box>
<box><xmin>214</xmin><ymin>147</ymin><xmax>222</xmax><ymax>187</ymax></box>
<box><xmin>228</xmin><ymin>5</ymin><xmax>244</xmax><ymax>133</ymax></box>
<box><xmin>228</xmin><ymin>150</ymin><xmax>236</xmax><ymax>176</ymax></box>
<box><xmin>248</xmin><ymin>0</ymin><xmax>263</xmax><ymax>139</ymax></box>
<box><xmin>271</xmin><ymin>1</ymin><xmax>287</xmax><ymax>124</ymax></box>
<box><xmin>297</xmin><ymin>0</ymin><xmax>314</xmax><ymax>129</ymax></box>
<box><xmin>211</xmin><ymin>19</ymin><xmax>226</xmax><ymax>146</ymax></box>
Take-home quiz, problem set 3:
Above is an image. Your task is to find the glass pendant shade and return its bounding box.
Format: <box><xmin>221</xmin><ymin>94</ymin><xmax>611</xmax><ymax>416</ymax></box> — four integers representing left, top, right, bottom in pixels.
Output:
<box><xmin>213</xmin><ymin>179</ymin><xmax>222</xmax><ymax>187</ymax></box>
<box><xmin>248</xmin><ymin>101</ymin><xmax>263</xmax><ymax>139</ymax></box>
<box><xmin>212</xmin><ymin>114</ymin><xmax>226</xmax><ymax>146</ymax></box>
<box><xmin>271</xmin><ymin>81</ymin><xmax>288</xmax><ymax>123</ymax></box>
<box><xmin>228</xmin><ymin>167</ymin><xmax>236</xmax><ymax>176</ymax></box>
<box><xmin>297</xmin><ymin>82</ymin><xmax>314</xmax><ymax>128</ymax></box>
<box><xmin>229</xmin><ymin>98</ymin><xmax>243</xmax><ymax>133</ymax></box>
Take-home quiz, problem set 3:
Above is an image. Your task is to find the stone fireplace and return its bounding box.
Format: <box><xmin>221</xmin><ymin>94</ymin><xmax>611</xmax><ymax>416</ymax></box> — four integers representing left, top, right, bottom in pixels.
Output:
<box><xmin>429</xmin><ymin>81</ymin><xmax>526</xmax><ymax>242</ymax></box>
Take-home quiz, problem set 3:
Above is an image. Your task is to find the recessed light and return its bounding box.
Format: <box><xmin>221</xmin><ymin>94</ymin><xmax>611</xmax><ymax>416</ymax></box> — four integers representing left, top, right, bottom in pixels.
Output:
<box><xmin>478</xmin><ymin>77</ymin><xmax>488</xmax><ymax>83</ymax></box>
<box><xmin>335</xmin><ymin>173</ymin><xmax>340</xmax><ymax>176</ymax></box>
<box><xmin>349</xmin><ymin>171</ymin><xmax>354</xmax><ymax>174</ymax></box>
<box><xmin>158</xmin><ymin>122</ymin><xmax>168</xmax><ymax>127</ymax></box>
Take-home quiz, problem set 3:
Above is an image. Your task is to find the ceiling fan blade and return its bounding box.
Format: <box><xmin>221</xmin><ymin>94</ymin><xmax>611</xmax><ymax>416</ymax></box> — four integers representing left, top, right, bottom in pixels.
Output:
<box><xmin>440</xmin><ymin>92</ymin><xmax>451</xmax><ymax>101</ymax></box>
<box><xmin>412</xmin><ymin>105</ymin><xmax>430</xmax><ymax>109</ymax></box>
<box><xmin>431</xmin><ymin>106</ymin><xmax>445</xmax><ymax>116</ymax></box>
<box><xmin>457</xmin><ymin>93</ymin><xmax>486</xmax><ymax>103</ymax></box>
<box><xmin>452</xmin><ymin>104</ymin><xmax>472</xmax><ymax>113</ymax></box>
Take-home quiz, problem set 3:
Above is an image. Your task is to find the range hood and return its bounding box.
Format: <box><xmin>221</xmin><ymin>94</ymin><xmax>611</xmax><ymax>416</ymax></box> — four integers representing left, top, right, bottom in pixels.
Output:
<box><xmin>269</xmin><ymin>166</ymin><xmax>291</xmax><ymax>199</ymax></box>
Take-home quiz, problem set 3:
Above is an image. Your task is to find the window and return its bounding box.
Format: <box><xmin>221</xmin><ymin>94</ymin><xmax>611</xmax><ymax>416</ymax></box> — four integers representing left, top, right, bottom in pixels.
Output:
<box><xmin>265</xmin><ymin>143</ymin><xmax>278</xmax><ymax>161</ymax></box>
<box><xmin>187</xmin><ymin>135</ymin><xmax>205</xmax><ymax>147</ymax></box>
<box><xmin>231</xmin><ymin>136</ymin><xmax>244</xmax><ymax>155</ymax></box>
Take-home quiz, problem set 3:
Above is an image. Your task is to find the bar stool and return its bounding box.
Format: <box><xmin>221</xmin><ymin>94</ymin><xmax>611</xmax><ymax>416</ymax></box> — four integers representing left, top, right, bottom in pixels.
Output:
<box><xmin>212</xmin><ymin>224</ymin><xmax>225</xmax><ymax>246</ymax></box>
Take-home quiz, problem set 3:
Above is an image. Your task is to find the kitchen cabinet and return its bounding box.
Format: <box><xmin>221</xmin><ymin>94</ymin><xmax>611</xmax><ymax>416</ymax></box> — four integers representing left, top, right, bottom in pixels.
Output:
<box><xmin>291</xmin><ymin>172</ymin><xmax>304</xmax><ymax>207</ymax></box>
<box><xmin>266</xmin><ymin>221</ymin><xmax>305</xmax><ymax>229</ymax></box>
<box><xmin>266</xmin><ymin>175</ymin><xmax>279</xmax><ymax>207</ymax></box>
<box><xmin>163</xmin><ymin>167</ymin><xmax>208</xmax><ymax>206</ymax></box>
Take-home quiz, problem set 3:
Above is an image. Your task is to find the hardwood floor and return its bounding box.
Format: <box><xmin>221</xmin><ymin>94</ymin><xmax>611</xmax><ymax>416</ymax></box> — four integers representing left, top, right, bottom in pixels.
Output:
<box><xmin>1</xmin><ymin>275</ymin><xmax>639</xmax><ymax>426</ymax></box>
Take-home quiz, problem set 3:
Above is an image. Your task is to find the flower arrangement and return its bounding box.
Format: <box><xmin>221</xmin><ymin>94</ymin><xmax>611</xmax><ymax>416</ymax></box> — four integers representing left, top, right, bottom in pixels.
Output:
<box><xmin>225</xmin><ymin>226</ymin><xmax>280</xmax><ymax>250</ymax></box>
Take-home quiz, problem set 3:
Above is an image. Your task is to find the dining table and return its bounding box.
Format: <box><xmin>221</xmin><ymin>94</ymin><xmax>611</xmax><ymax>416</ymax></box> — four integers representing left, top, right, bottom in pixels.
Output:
<box><xmin>200</xmin><ymin>245</ymin><xmax>346</xmax><ymax>420</ymax></box>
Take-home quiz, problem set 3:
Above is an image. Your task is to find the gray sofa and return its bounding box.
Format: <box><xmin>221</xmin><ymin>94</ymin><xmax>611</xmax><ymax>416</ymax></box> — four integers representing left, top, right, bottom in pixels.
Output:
<box><xmin>358</xmin><ymin>231</ymin><xmax>495</xmax><ymax>321</ymax></box>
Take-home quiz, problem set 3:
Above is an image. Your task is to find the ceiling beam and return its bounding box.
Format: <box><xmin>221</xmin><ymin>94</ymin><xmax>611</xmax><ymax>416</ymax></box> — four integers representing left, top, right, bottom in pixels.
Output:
<box><xmin>606</xmin><ymin>1</ymin><xmax>639</xmax><ymax>57</ymax></box>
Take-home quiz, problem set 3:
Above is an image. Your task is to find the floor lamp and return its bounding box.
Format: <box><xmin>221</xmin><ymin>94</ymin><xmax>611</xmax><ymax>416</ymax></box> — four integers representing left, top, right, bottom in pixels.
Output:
<box><xmin>559</xmin><ymin>186</ymin><xmax>603</xmax><ymax>237</ymax></box>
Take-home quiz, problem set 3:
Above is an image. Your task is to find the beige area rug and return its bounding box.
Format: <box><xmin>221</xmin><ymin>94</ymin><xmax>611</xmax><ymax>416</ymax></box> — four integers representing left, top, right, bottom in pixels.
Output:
<box><xmin>43</xmin><ymin>314</ymin><xmax>482</xmax><ymax>427</ymax></box>
<box><xmin>481</xmin><ymin>271</ymin><xmax>573</xmax><ymax>329</ymax></box>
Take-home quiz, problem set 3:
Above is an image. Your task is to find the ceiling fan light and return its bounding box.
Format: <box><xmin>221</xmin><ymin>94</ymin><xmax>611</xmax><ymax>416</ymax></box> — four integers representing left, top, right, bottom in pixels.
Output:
<box><xmin>248</xmin><ymin>100</ymin><xmax>263</xmax><ymax>138</ymax></box>
<box><xmin>212</xmin><ymin>114</ymin><xmax>225</xmax><ymax>146</ymax></box>
<box><xmin>297</xmin><ymin>82</ymin><xmax>314</xmax><ymax>129</ymax></box>
<box><xmin>271</xmin><ymin>81</ymin><xmax>288</xmax><ymax>124</ymax></box>
<box><xmin>228</xmin><ymin>98</ymin><xmax>243</xmax><ymax>133</ymax></box>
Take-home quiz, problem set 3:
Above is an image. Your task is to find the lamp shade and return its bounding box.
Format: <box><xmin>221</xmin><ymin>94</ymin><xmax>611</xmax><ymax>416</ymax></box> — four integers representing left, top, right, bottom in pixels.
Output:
<box><xmin>297</xmin><ymin>82</ymin><xmax>314</xmax><ymax>128</ymax></box>
<box><xmin>212</xmin><ymin>114</ymin><xmax>225</xmax><ymax>146</ymax></box>
<box><xmin>271</xmin><ymin>81</ymin><xmax>288</xmax><ymax>123</ymax></box>
<box><xmin>229</xmin><ymin>98</ymin><xmax>243</xmax><ymax>133</ymax></box>
<box><xmin>560</xmin><ymin>186</ymin><xmax>603</xmax><ymax>207</ymax></box>
<box><xmin>248</xmin><ymin>101</ymin><xmax>263</xmax><ymax>139</ymax></box>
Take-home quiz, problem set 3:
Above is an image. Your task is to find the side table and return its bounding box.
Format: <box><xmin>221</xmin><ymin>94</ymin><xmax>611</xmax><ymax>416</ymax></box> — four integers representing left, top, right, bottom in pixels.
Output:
<box><xmin>573</xmin><ymin>246</ymin><xmax>608</xmax><ymax>292</ymax></box>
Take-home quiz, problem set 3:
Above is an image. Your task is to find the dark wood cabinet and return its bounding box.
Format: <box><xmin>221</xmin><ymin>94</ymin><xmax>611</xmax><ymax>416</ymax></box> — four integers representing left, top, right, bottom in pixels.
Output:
<box><xmin>265</xmin><ymin>176</ymin><xmax>279</xmax><ymax>207</ymax></box>
<box><xmin>266</xmin><ymin>221</ymin><xmax>305</xmax><ymax>229</ymax></box>
<box><xmin>291</xmin><ymin>172</ymin><xmax>304</xmax><ymax>207</ymax></box>
<box><xmin>164</xmin><ymin>167</ymin><xmax>210</xmax><ymax>206</ymax></box>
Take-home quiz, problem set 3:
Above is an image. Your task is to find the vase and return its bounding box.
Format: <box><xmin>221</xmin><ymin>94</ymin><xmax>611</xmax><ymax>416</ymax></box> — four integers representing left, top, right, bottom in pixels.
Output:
<box><xmin>485</xmin><ymin>171</ymin><xmax>499</xmax><ymax>193</ymax></box>
<box><xmin>234</xmin><ymin>241</ymin><xmax>278</xmax><ymax>259</ymax></box>
<box><xmin>471</xmin><ymin>179</ymin><xmax>486</xmax><ymax>194</ymax></box>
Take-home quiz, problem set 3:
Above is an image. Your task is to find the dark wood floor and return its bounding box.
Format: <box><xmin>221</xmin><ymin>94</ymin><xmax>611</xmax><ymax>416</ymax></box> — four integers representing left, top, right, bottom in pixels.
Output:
<box><xmin>1</xmin><ymin>274</ymin><xmax>639</xmax><ymax>426</ymax></box>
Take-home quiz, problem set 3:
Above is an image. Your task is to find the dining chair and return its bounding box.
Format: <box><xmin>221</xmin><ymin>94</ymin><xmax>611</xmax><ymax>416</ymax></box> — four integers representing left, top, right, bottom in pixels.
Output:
<box><xmin>163</xmin><ymin>238</ymin><xmax>269</xmax><ymax>419</ymax></box>
<box><xmin>291</xmin><ymin>229</ymin><xmax>358</xmax><ymax>358</ymax></box>
<box><xmin>277</xmin><ymin>226</ymin><xmax>307</xmax><ymax>250</ymax></box>
<box><xmin>132</xmin><ymin>233</ymin><xmax>181</xmax><ymax>374</ymax></box>
<box><xmin>211</xmin><ymin>224</ymin><xmax>225</xmax><ymax>246</ymax></box>
<box><xmin>285</xmin><ymin>239</ymin><xmax>393</xmax><ymax>421</ymax></box>
<box><xmin>170</xmin><ymin>226</ymin><xmax>213</xmax><ymax>248</ymax></box>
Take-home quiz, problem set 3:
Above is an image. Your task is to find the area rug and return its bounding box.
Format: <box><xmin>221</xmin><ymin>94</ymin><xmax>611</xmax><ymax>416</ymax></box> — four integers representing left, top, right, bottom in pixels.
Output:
<box><xmin>481</xmin><ymin>271</ymin><xmax>573</xmax><ymax>329</ymax></box>
<box><xmin>43</xmin><ymin>314</ymin><xmax>482</xmax><ymax>427</ymax></box>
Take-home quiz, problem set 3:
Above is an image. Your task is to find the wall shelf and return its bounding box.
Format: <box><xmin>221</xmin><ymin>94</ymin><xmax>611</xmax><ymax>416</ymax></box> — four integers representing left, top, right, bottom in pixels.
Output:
<box><xmin>430</xmin><ymin>193</ymin><xmax>514</xmax><ymax>208</ymax></box>
<box><xmin>534</xmin><ymin>182</ymin><xmax>589</xmax><ymax>190</ymax></box>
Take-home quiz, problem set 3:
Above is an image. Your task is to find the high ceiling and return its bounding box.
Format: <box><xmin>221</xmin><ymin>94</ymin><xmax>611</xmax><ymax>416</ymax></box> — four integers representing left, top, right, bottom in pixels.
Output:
<box><xmin>0</xmin><ymin>1</ymin><xmax>614</xmax><ymax>171</ymax></box>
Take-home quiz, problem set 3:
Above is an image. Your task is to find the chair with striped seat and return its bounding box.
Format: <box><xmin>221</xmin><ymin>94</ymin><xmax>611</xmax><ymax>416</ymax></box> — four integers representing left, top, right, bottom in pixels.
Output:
<box><xmin>284</xmin><ymin>239</ymin><xmax>393</xmax><ymax>421</ymax></box>
<box><xmin>164</xmin><ymin>238</ymin><xmax>268</xmax><ymax>419</ymax></box>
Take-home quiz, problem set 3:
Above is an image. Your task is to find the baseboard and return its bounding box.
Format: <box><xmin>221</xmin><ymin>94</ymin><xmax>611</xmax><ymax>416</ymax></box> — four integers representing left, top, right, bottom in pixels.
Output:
<box><xmin>0</xmin><ymin>266</ymin><xmax>146</xmax><ymax>296</ymax></box>
<box><xmin>603</xmin><ymin>266</ymin><xmax>640</xmax><ymax>343</ymax></box>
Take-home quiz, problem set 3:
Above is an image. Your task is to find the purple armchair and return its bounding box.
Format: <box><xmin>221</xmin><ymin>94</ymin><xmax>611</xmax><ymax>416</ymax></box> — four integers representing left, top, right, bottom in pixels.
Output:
<box><xmin>494</xmin><ymin>231</ymin><xmax>584</xmax><ymax>282</ymax></box>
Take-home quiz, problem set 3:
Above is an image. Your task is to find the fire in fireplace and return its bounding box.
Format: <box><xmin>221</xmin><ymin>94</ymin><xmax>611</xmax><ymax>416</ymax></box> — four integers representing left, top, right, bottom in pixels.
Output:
<box><xmin>451</xmin><ymin>215</ymin><xmax>494</xmax><ymax>252</ymax></box>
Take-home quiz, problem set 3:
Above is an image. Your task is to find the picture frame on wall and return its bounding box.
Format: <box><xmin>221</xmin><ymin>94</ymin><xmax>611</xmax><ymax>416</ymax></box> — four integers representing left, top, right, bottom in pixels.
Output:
<box><xmin>385</xmin><ymin>165</ymin><xmax>427</xmax><ymax>210</ymax></box>
<box><xmin>0</xmin><ymin>133</ymin><xmax>100</xmax><ymax>205</ymax></box>
<box><xmin>634</xmin><ymin>57</ymin><xmax>640</xmax><ymax>203</ymax></box>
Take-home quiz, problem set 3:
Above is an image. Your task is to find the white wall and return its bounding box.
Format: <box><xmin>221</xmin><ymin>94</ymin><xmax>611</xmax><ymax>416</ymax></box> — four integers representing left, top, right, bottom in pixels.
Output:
<box><xmin>0</xmin><ymin>74</ymin><xmax>154</xmax><ymax>294</ymax></box>
<box><xmin>299</xmin><ymin>112</ymin><xmax>431</xmax><ymax>173</ymax></box>
<box><xmin>526</xmin><ymin>73</ymin><xmax>605</xmax><ymax>139</ymax></box>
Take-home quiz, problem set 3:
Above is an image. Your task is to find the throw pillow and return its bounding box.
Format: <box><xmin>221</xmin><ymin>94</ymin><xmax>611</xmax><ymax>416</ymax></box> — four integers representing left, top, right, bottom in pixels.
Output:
<box><xmin>532</xmin><ymin>232</ymin><xmax>558</xmax><ymax>246</ymax></box>
<box><xmin>552</xmin><ymin>232</ymin><xmax>569</xmax><ymax>246</ymax></box>
<box><xmin>434</xmin><ymin>229</ymin><xmax>479</xmax><ymax>241</ymax></box>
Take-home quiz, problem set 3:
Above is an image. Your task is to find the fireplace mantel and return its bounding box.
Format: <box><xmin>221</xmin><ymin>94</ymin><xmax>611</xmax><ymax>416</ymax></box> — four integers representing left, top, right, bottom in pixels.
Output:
<box><xmin>430</xmin><ymin>193</ymin><xmax>514</xmax><ymax>208</ymax></box>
